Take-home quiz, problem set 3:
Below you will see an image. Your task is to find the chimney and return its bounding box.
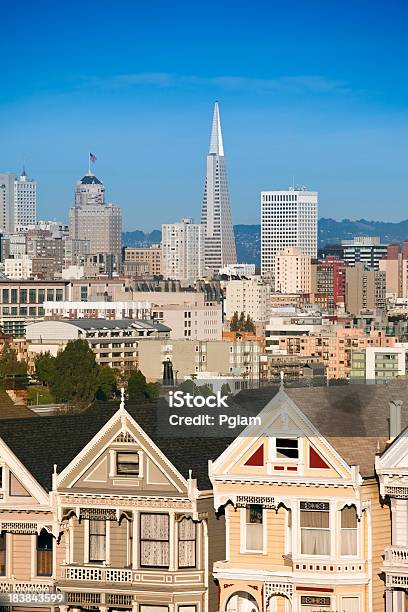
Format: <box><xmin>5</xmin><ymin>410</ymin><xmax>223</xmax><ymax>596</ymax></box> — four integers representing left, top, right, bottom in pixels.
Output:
<box><xmin>389</xmin><ymin>400</ymin><xmax>402</xmax><ymax>440</ymax></box>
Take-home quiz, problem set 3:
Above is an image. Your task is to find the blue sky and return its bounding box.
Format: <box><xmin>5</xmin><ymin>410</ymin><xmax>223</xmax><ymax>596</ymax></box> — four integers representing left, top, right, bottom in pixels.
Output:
<box><xmin>1</xmin><ymin>0</ymin><xmax>407</xmax><ymax>230</ymax></box>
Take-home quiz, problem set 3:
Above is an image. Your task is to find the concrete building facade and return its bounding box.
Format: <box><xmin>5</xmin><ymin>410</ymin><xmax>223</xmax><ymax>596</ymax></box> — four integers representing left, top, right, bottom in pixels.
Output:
<box><xmin>161</xmin><ymin>218</ymin><xmax>204</xmax><ymax>284</ymax></box>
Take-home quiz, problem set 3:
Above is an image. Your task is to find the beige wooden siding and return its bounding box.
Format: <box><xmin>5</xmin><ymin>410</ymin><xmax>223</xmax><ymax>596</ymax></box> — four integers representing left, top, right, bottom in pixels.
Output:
<box><xmin>364</xmin><ymin>480</ymin><xmax>390</xmax><ymax>612</ymax></box>
<box><xmin>198</xmin><ymin>496</ymin><xmax>225</xmax><ymax>612</ymax></box>
<box><xmin>55</xmin><ymin>531</ymin><xmax>66</xmax><ymax>569</ymax></box>
<box><xmin>227</xmin><ymin>504</ymin><xmax>286</xmax><ymax>569</ymax></box>
<box><xmin>72</xmin><ymin>518</ymin><xmax>84</xmax><ymax>564</ymax></box>
<box><xmin>12</xmin><ymin>534</ymin><xmax>32</xmax><ymax>579</ymax></box>
<box><xmin>110</xmin><ymin>519</ymin><xmax>128</xmax><ymax>567</ymax></box>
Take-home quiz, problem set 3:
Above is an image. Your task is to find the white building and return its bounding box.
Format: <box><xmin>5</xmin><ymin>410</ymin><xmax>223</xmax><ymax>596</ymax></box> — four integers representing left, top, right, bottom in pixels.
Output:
<box><xmin>161</xmin><ymin>218</ymin><xmax>204</xmax><ymax>284</ymax></box>
<box><xmin>43</xmin><ymin>300</ymin><xmax>152</xmax><ymax>320</ymax></box>
<box><xmin>4</xmin><ymin>255</ymin><xmax>32</xmax><ymax>279</ymax></box>
<box><xmin>224</xmin><ymin>277</ymin><xmax>271</xmax><ymax>322</ymax></box>
<box><xmin>219</xmin><ymin>263</ymin><xmax>256</xmax><ymax>278</ymax></box>
<box><xmin>273</xmin><ymin>247</ymin><xmax>312</xmax><ymax>293</ymax></box>
<box><xmin>14</xmin><ymin>168</ymin><xmax>36</xmax><ymax>227</ymax></box>
<box><xmin>265</xmin><ymin>307</ymin><xmax>332</xmax><ymax>354</ymax></box>
<box><xmin>261</xmin><ymin>187</ymin><xmax>318</xmax><ymax>275</ymax></box>
<box><xmin>201</xmin><ymin>102</ymin><xmax>237</xmax><ymax>272</ymax></box>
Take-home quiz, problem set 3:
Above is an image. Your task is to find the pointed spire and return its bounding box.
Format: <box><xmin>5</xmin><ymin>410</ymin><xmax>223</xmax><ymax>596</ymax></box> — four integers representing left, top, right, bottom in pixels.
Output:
<box><xmin>209</xmin><ymin>101</ymin><xmax>224</xmax><ymax>156</ymax></box>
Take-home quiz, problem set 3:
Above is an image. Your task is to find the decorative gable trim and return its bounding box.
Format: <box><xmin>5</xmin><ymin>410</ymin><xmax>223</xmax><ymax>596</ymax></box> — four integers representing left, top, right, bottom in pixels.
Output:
<box><xmin>56</xmin><ymin>407</ymin><xmax>188</xmax><ymax>493</ymax></box>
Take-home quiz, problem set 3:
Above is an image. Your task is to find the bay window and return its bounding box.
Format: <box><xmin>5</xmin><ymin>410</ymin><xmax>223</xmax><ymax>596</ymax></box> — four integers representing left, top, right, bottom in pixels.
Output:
<box><xmin>341</xmin><ymin>506</ymin><xmax>358</xmax><ymax>556</ymax></box>
<box><xmin>244</xmin><ymin>504</ymin><xmax>263</xmax><ymax>552</ymax></box>
<box><xmin>300</xmin><ymin>501</ymin><xmax>330</xmax><ymax>555</ymax></box>
<box><xmin>178</xmin><ymin>518</ymin><xmax>196</xmax><ymax>568</ymax></box>
<box><xmin>140</xmin><ymin>513</ymin><xmax>169</xmax><ymax>567</ymax></box>
<box><xmin>89</xmin><ymin>519</ymin><xmax>106</xmax><ymax>562</ymax></box>
<box><xmin>37</xmin><ymin>530</ymin><xmax>53</xmax><ymax>576</ymax></box>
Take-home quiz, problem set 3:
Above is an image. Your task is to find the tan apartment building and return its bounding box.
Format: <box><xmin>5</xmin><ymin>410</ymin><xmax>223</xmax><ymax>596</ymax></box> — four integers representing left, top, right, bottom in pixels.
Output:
<box><xmin>273</xmin><ymin>248</ymin><xmax>312</xmax><ymax>294</ymax></box>
<box><xmin>276</xmin><ymin>327</ymin><xmax>396</xmax><ymax>379</ymax></box>
<box><xmin>210</xmin><ymin>384</ymin><xmax>408</xmax><ymax>612</ymax></box>
<box><xmin>345</xmin><ymin>263</ymin><xmax>386</xmax><ymax>315</ymax></box>
<box><xmin>25</xmin><ymin>319</ymin><xmax>170</xmax><ymax>371</ymax></box>
<box><xmin>224</xmin><ymin>278</ymin><xmax>271</xmax><ymax>323</ymax></box>
<box><xmin>137</xmin><ymin>338</ymin><xmax>261</xmax><ymax>382</ymax></box>
<box><xmin>123</xmin><ymin>245</ymin><xmax>162</xmax><ymax>276</ymax></box>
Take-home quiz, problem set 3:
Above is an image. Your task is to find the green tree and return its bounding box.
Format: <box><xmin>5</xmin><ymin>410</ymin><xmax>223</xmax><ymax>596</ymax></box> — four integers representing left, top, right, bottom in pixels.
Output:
<box><xmin>34</xmin><ymin>352</ymin><xmax>56</xmax><ymax>386</ymax></box>
<box><xmin>51</xmin><ymin>340</ymin><xmax>99</xmax><ymax>406</ymax></box>
<box><xmin>230</xmin><ymin>311</ymin><xmax>239</xmax><ymax>331</ymax></box>
<box><xmin>127</xmin><ymin>370</ymin><xmax>148</xmax><ymax>401</ymax></box>
<box><xmin>146</xmin><ymin>382</ymin><xmax>160</xmax><ymax>400</ymax></box>
<box><xmin>238</xmin><ymin>311</ymin><xmax>246</xmax><ymax>330</ymax></box>
<box><xmin>96</xmin><ymin>366</ymin><xmax>118</xmax><ymax>401</ymax></box>
<box><xmin>244</xmin><ymin>314</ymin><xmax>256</xmax><ymax>334</ymax></box>
<box><xmin>220</xmin><ymin>383</ymin><xmax>232</xmax><ymax>398</ymax></box>
<box><xmin>0</xmin><ymin>342</ymin><xmax>28</xmax><ymax>388</ymax></box>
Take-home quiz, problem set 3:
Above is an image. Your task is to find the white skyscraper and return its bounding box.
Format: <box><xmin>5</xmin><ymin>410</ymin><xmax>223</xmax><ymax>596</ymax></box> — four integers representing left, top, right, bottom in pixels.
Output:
<box><xmin>201</xmin><ymin>102</ymin><xmax>237</xmax><ymax>273</ymax></box>
<box><xmin>261</xmin><ymin>187</ymin><xmax>318</xmax><ymax>275</ymax></box>
<box><xmin>161</xmin><ymin>218</ymin><xmax>204</xmax><ymax>284</ymax></box>
<box><xmin>14</xmin><ymin>168</ymin><xmax>36</xmax><ymax>228</ymax></box>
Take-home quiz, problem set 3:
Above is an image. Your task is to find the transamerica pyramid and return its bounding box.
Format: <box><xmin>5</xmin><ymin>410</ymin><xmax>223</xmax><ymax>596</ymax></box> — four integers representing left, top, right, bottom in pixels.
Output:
<box><xmin>201</xmin><ymin>101</ymin><xmax>237</xmax><ymax>272</ymax></box>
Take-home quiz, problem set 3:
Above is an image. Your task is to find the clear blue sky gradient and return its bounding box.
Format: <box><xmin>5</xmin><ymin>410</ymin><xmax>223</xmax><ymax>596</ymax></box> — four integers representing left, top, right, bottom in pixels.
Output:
<box><xmin>1</xmin><ymin>0</ymin><xmax>407</xmax><ymax>230</ymax></box>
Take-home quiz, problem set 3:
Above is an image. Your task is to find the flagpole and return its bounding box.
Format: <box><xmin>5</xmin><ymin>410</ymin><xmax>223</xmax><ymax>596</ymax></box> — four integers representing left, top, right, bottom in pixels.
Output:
<box><xmin>88</xmin><ymin>153</ymin><xmax>91</xmax><ymax>175</ymax></box>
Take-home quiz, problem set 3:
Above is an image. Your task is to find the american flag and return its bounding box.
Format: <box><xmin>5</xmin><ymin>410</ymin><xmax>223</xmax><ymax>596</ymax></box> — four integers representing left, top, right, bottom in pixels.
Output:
<box><xmin>89</xmin><ymin>152</ymin><xmax>97</xmax><ymax>163</ymax></box>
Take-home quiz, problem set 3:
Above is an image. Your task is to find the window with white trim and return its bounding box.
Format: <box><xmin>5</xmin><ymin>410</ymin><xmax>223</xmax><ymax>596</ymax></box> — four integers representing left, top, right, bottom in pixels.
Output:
<box><xmin>178</xmin><ymin>518</ymin><xmax>196</xmax><ymax>568</ymax></box>
<box><xmin>276</xmin><ymin>437</ymin><xmax>299</xmax><ymax>459</ymax></box>
<box><xmin>244</xmin><ymin>504</ymin><xmax>263</xmax><ymax>552</ymax></box>
<box><xmin>116</xmin><ymin>452</ymin><xmax>139</xmax><ymax>476</ymax></box>
<box><xmin>89</xmin><ymin>519</ymin><xmax>106</xmax><ymax>562</ymax></box>
<box><xmin>300</xmin><ymin>501</ymin><xmax>330</xmax><ymax>555</ymax></box>
<box><xmin>140</xmin><ymin>513</ymin><xmax>169</xmax><ymax>567</ymax></box>
<box><xmin>341</xmin><ymin>506</ymin><xmax>358</xmax><ymax>556</ymax></box>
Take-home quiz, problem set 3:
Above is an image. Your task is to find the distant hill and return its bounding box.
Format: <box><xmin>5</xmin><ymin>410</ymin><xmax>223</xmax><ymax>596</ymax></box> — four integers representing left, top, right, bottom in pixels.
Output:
<box><xmin>123</xmin><ymin>218</ymin><xmax>408</xmax><ymax>266</ymax></box>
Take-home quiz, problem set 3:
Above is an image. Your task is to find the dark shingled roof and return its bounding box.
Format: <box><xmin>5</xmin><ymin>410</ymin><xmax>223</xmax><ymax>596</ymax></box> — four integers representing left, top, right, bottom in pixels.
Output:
<box><xmin>79</xmin><ymin>174</ymin><xmax>102</xmax><ymax>185</ymax></box>
<box><xmin>0</xmin><ymin>391</ymin><xmax>38</xmax><ymax>420</ymax></box>
<box><xmin>0</xmin><ymin>383</ymin><xmax>406</xmax><ymax>491</ymax></box>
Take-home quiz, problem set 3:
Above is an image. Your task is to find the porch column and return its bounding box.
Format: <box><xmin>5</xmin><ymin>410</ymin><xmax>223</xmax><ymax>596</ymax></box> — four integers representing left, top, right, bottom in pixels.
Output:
<box><xmin>385</xmin><ymin>589</ymin><xmax>393</xmax><ymax>612</ymax></box>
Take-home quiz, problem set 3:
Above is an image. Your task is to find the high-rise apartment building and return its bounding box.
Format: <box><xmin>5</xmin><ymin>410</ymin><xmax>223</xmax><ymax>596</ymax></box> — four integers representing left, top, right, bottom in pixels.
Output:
<box><xmin>224</xmin><ymin>277</ymin><xmax>271</xmax><ymax>322</ymax></box>
<box><xmin>123</xmin><ymin>244</ymin><xmax>162</xmax><ymax>276</ymax></box>
<box><xmin>161</xmin><ymin>218</ymin><xmax>204</xmax><ymax>284</ymax></box>
<box><xmin>273</xmin><ymin>247</ymin><xmax>312</xmax><ymax>294</ymax></box>
<box><xmin>200</xmin><ymin>102</ymin><xmax>237</xmax><ymax>273</ymax></box>
<box><xmin>69</xmin><ymin>171</ymin><xmax>122</xmax><ymax>265</ymax></box>
<box><xmin>14</xmin><ymin>168</ymin><xmax>36</xmax><ymax>227</ymax></box>
<box><xmin>261</xmin><ymin>187</ymin><xmax>318</xmax><ymax>275</ymax></box>
<box><xmin>342</xmin><ymin>236</ymin><xmax>387</xmax><ymax>270</ymax></box>
<box><xmin>0</xmin><ymin>169</ymin><xmax>37</xmax><ymax>233</ymax></box>
<box><xmin>345</xmin><ymin>262</ymin><xmax>386</xmax><ymax>314</ymax></box>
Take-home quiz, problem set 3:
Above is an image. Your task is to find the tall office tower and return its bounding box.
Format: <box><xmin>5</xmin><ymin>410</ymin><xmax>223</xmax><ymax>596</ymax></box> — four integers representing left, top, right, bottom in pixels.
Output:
<box><xmin>0</xmin><ymin>173</ymin><xmax>15</xmax><ymax>233</ymax></box>
<box><xmin>341</xmin><ymin>236</ymin><xmax>387</xmax><ymax>270</ymax></box>
<box><xmin>200</xmin><ymin>102</ymin><xmax>237</xmax><ymax>273</ymax></box>
<box><xmin>162</xmin><ymin>218</ymin><xmax>204</xmax><ymax>284</ymax></box>
<box><xmin>69</xmin><ymin>171</ymin><xmax>121</xmax><ymax>266</ymax></box>
<box><xmin>261</xmin><ymin>187</ymin><xmax>318</xmax><ymax>276</ymax></box>
<box><xmin>14</xmin><ymin>168</ymin><xmax>36</xmax><ymax>227</ymax></box>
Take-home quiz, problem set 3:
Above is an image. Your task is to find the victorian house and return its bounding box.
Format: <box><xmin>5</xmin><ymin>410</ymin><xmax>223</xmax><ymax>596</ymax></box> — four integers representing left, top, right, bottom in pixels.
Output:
<box><xmin>0</xmin><ymin>396</ymin><xmax>229</xmax><ymax>612</ymax></box>
<box><xmin>209</xmin><ymin>384</ymin><xmax>408</xmax><ymax>612</ymax></box>
<box><xmin>376</xmin><ymin>400</ymin><xmax>408</xmax><ymax>612</ymax></box>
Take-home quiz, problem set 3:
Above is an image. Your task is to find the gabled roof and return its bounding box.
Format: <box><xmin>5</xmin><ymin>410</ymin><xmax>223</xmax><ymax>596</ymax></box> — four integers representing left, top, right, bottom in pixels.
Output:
<box><xmin>0</xmin><ymin>400</ymin><xmax>233</xmax><ymax>491</ymax></box>
<box><xmin>0</xmin><ymin>383</ymin><xmax>406</xmax><ymax>492</ymax></box>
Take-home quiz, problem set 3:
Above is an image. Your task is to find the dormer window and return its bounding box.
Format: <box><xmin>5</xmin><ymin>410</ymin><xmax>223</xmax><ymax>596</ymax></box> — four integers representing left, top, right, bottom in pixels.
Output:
<box><xmin>116</xmin><ymin>452</ymin><xmax>139</xmax><ymax>476</ymax></box>
<box><xmin>276</xmin><ymin>438</ymin><xmax>299</xmax><ymax>459</ymax></box>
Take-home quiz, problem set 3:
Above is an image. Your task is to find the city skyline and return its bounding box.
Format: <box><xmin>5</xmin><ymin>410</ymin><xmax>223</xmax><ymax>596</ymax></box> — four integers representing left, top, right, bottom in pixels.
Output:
<box><xmin>1</xmin><ymin>0</ymin><xmax>407</xmax><ymax>230</ymax></box>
